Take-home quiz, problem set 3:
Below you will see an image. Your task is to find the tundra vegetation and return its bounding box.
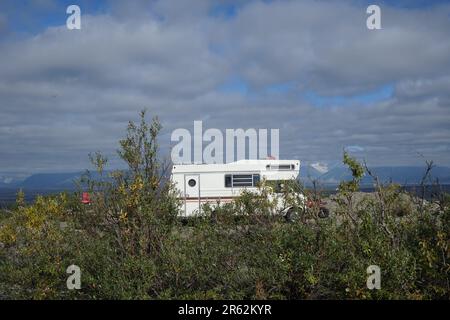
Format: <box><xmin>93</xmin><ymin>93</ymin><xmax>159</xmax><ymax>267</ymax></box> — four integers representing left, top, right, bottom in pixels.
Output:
<box><xmin>0</xmin><ymin>111</ymin><xmax>448</xmax><ymax>300</ymax></box>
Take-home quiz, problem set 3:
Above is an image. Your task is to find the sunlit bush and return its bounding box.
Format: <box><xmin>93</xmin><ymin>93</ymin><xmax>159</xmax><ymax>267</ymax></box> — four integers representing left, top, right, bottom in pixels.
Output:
<box><xmin>0</xmin><ymin>113</ymin><xmax>448</xmax><ymax>300</ymax></box>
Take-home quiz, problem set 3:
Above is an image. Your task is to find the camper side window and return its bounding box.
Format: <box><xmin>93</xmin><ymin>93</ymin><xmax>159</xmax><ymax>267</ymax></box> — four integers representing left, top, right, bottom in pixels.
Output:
<box><xmin>225</xmin><ymin>174</ymin><xmax>261</xmax><ymax>187</ymax></box>
<box><xmin>253</xmin><ymin>174</ymin><xmax>260</xmax><ymax>186</ymax></box>
<box><xmin>225</xmin><ymin>175</ymin><xmax>232</xmax><ymax>187</ymax></box>
<box><xmin>266</xmin><ymin>164</ymin><xmax>295</xmax><ymax>171</ymax></box>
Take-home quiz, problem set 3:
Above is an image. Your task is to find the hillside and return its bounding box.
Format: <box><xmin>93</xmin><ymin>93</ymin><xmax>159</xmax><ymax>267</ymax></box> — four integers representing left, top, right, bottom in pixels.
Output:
<box><xmin>0</xmin><ymin>165</ymin><xmax>449</xmax><ymax>191</ymax></box>
<box><xmin>301</xmin><ymin>165</ymin><xmax>450</xmax><ymax>186</ymax></box>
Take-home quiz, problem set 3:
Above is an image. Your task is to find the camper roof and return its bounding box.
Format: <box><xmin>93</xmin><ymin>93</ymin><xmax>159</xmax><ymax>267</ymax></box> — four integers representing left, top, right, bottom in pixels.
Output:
<box><xmin>172</xmin><ymin>159</ymin><xmax>300</xmax><ymax>174</ymax></box>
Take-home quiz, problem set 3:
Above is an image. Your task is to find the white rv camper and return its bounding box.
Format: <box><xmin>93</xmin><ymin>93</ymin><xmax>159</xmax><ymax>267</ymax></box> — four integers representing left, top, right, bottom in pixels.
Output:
<box><xmin>171</xmin><ymin>159</ymin><xmax>304</xmax><ymax>217</ymax></box>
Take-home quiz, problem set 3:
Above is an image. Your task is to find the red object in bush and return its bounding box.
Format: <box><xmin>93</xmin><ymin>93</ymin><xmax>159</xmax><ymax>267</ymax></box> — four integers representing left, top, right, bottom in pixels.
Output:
<box><xmin>81</xmin><ymin>192</ymin><xmax>91</xmax><ymax>204</ymax></box>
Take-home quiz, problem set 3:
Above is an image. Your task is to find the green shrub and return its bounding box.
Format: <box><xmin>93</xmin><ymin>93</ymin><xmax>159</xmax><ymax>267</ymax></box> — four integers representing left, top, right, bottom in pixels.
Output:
<box><xmin>0</xmin><ymin>113</ymin><xmax>448</xmax><ymax>300</ymax></box>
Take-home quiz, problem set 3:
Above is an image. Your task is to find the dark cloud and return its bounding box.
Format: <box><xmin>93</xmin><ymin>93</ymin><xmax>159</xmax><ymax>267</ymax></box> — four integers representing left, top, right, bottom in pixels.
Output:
<box><xmin>0</xmin><ymin>0</ymin><xmax>449</xmax><ymax>177</ymax></box>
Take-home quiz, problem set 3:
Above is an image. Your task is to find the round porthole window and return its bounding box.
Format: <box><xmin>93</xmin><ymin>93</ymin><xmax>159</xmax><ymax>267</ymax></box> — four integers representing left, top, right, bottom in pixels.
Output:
<box><xmin>188</xmin><ymin>179</ymin><xmax>196</xmax><ymax>187</ymax></box>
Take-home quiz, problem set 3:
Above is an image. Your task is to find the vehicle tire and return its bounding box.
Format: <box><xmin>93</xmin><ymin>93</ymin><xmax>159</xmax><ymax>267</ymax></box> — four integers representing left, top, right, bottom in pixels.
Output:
<box><xmin>285</xmin><ymin>208</ymin><xmax>299</xmax><ymax>223</ymax></box>
<box><xmin>318</xmin><ymin>207</ymin><xmax>330</xmax><ymax>219</ymax></box>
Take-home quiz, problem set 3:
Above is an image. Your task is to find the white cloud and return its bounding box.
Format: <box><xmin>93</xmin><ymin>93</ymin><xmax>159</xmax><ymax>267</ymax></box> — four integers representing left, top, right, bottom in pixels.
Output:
<box><xmin>0</xmin><ymin>0</ymin><xmax>449</xmax><ymax>173</ymax></box>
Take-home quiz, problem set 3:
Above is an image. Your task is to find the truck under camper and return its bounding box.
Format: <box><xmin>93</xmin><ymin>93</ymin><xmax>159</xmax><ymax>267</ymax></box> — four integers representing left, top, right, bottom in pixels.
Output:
<box><xmin>171</xmin><ymin>159</ymin><xmax>304</xmax><ymax>217</ymax></box>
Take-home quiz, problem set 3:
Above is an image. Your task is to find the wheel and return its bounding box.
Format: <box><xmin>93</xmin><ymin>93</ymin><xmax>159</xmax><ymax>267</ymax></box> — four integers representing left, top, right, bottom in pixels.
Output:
<box><xmin>285</xmin><ymin>208</ymin><xmax>300</xmax><ymax>222</ymax></box>
<box><xmin>318</xmin><ymin>207</ymin><xmax>330</xmax><ymax>219</ymax></box>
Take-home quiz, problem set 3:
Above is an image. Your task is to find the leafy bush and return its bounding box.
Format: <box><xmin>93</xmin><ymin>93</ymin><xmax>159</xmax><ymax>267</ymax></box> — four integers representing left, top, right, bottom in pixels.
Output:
<box><xmin>0</xmin><ymin>113</ymin><xmax>448</xmax><ymax>300</ymax></box>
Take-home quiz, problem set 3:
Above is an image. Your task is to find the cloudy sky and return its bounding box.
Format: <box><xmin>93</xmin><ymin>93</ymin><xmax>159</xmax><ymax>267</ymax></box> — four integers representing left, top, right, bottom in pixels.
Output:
<box><xmin>0</xmin><ymin>0</ymin><xmax>449</xmax><ymax>176</ymax></box>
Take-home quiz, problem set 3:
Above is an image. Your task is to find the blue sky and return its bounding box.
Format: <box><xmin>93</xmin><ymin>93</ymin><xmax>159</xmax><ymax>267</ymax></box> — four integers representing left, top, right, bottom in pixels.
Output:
<box><xmin>5</xmin><ymin>0</ymin><xmax>450</xmax><ymax>34</ymax></box>
<box><xmin>304</xmin><ymin>84</ymin><xmax>394</xmax><ymax>108</ymax></box>
<box><xmin>1</xmin><ymin>0</ymin><xmax>109</xmax><ymax>34</ymax></box>
<box><xmin>0</xmin><ymin>0</ymin><xmax>412</xmax><ymax>113</ymax></box>
<box><xmin>0</xmin><ymin>0</ymin><xmax>449</xmax><ymax>175</ymax></box>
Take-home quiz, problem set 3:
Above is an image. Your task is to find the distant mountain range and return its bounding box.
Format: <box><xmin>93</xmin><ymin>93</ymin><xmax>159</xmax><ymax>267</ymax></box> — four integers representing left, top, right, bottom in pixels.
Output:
<box><xmin>0</xmin><ymin>172</ymin><xmax>30</xmax><ymax>188</ymax></box>
<box><xmin>300</xmin><ymin>165</ymin><xmax>450</xmax><ymax>186</ymax></box>
<box><xmin>0</xmin><ymin>165</ymin><xmax>449</xmax><ymax>191</ymax></box>
<box><xmin>17</xmin><ymin>172</ymin><xmax>84</xmax><ymax>189</ymax></box>
<box><xmin>0</xmin><ymin>172</ymin><xmax>93</xmax><ymax>190</ymax></box>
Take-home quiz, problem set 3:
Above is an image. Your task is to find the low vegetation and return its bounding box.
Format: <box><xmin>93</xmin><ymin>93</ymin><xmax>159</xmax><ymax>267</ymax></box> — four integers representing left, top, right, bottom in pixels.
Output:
<box><xmin>0</xmin><ymin>111</ymin><xmax>448</xmax><ymax>299</ymax></box>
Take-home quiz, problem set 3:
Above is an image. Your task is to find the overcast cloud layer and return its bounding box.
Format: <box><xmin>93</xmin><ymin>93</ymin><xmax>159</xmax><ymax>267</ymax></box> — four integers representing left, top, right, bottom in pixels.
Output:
<box><xmin>0</xmin><ymin>0</ymin><xmax>449</xmax><ymax>176</ymax></box>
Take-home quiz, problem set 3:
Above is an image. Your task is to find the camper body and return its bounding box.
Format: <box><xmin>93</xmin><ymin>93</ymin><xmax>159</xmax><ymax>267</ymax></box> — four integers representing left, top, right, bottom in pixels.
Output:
<box><xmin>171</xmin><ymin>159</ymin><xmax>303</xmax><ymax>217</ymax></box>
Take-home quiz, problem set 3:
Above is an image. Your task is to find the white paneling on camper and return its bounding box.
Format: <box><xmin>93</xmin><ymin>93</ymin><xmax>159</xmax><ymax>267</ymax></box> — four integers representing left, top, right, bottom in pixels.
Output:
<box><xmin>171</xmin><ymin>159</ymin><xmax>304</xmax><ymax>217</ymax></box>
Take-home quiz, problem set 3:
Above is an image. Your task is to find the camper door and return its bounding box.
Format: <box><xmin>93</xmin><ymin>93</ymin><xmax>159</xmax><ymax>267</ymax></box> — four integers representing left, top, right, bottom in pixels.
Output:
<box><xmin>185</xmin><ymin>174</ymin><xmax>200</xmax><ymax>215</ymax></box>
